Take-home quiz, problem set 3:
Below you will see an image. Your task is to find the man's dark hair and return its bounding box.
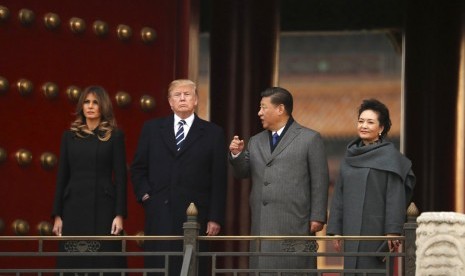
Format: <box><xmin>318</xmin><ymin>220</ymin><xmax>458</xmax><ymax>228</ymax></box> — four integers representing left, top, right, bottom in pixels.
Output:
<box><xmin>261</xmin><ymin>87</ymin><xmax>293</xmax><ymax>115</ymax></box>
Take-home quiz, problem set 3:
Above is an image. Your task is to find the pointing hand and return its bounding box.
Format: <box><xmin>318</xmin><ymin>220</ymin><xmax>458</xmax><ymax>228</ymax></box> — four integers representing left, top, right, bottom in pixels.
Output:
<box><xmin>229</xmin><ymin>135</ymin><xmax>244</xmax><ymax>155</ymax></box>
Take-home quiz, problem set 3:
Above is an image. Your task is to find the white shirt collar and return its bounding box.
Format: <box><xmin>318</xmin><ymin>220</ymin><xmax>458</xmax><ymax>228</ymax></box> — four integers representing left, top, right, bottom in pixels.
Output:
<box><xmin>174</xmin><ymin>113</ymin><xmax>195</xmax><ymax>128</ymax></box>
<box><xmin>273</xmin><ymin>125</ymin><xmax>285</xmax><ymax>136</ymax></box>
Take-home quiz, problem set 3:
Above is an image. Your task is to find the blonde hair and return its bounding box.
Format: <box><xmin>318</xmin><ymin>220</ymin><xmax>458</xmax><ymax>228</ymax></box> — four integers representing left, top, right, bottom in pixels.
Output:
<box><xmin>167</xmin><ymin>79</ymin><xmax>196</xmax><ymax>97</ymax></box>
<box><xmin>70</xmin><ymin>86</ymin><xmax>116</xmax><ymax>141</ymax></box>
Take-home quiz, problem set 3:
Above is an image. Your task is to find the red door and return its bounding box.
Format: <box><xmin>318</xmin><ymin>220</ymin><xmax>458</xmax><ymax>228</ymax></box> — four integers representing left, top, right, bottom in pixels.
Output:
<box><xmin>0</xmin><ymin>0</ymin><xmax>193</xmax><ymax>270</ymax></box>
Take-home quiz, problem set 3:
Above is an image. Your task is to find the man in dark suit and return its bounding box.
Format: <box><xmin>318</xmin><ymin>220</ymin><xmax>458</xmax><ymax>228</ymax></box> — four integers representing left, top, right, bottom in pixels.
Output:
<box><xmin>131</xmin><ymin>79</ymin><xmax>227</xmax><ymax>275</ymax></box>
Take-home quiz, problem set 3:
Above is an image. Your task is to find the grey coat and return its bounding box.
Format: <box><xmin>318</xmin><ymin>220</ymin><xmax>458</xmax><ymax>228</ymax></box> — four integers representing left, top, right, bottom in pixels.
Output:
<box><xmin>327</xmin><ymin>139</ymin><xmax>415</xmax><ymax>275</ymax></box>
<box><xmin>230</xmin><ymin>121</ymin><xmax>329</xmax><ymax>273</ymax></box>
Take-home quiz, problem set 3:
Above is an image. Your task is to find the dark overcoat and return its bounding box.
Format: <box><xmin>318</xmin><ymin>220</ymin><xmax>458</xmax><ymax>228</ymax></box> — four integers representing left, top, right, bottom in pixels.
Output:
<box><xmin>130</xmin><ymin>114</ymin><xmax>227</xmax><ymax>275</ymax></box>
<box><xmin>51</xmin><ymin>129</ymin><xmax>128</xmax><ymax>272</ymax></box>
<box><xmin>327</xmin><ymin>139</ymin><xmax>415</xmax><ymax>275</ymax></box>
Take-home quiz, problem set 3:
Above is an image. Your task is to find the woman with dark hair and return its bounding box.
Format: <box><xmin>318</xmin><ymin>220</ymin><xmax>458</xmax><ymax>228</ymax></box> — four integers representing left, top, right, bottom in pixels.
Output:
<box><xmin>327</xmin><ymin>99</ymin><xmax>415</xmax><ymax>275</ymax></box>
<box><xmin>52</xmin><ymin>86</ymin><xmax>127</xmax><ymax>274</ymax></box>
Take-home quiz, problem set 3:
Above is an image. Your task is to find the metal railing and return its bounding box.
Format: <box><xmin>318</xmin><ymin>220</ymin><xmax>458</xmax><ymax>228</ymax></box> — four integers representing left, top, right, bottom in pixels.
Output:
<box><xmin>0</xmin><ymin>203</ymin><xmax>419</xmax><ymax>275</ymax></box>
<box><xmin>194</xmin><ymin>235</ymin><xmax>405</xmax><ymax>275</ymax></box>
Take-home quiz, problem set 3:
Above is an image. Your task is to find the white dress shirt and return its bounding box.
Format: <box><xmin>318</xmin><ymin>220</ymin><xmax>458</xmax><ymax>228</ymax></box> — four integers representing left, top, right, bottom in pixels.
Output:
<box><xmin>174</xmin><ymin>113</ymin><xmax>195</xmax><ymax>137</ymax></box>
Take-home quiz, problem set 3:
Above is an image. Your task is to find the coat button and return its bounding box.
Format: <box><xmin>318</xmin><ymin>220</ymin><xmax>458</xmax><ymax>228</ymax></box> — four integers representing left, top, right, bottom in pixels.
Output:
<box><xmin>263</xmin><ymin>201</ymin><xmax>268</xmax><ymax>206</ymax></box>
<box><xmin>164</xmin><ymin>200</ymin><xmax>169</xmax><ymax>204</ymax></box>
<box><xmin>264</xmin><ymin>181</ymin><xmax>270</xmax><ymax>186</ymax></box>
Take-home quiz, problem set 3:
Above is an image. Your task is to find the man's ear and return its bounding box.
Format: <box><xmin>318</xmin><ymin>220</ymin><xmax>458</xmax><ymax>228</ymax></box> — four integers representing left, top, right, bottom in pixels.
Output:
<box><xmin>278</xmin><ymin>104</ymin><xmax>285</xmax><ymax>115</ymax></box>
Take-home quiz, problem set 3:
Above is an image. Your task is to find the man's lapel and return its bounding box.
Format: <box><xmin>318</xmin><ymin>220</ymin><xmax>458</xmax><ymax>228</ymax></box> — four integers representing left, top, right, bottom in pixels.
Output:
<box><xmin>258</xmin><ymin>131</ymin><xmax>272</xmax><ymax>161</ymax></box>
<box><xmin>177</xmin><ymin>115</ymin><xmax>203</xmax><ymax>154</ymax></box>
<box><xmin>270</xmin><ymin>122</ymin><xmax>300</xmax><ymax>159</ymax></box>
<box><xmin>161</xmin><ymin>115</ymin><xmax>177</xmax><ymax>155</ymax></box>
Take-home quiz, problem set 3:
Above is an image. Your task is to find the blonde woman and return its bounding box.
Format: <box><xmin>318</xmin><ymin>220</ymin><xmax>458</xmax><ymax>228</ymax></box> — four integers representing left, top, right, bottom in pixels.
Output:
<box><xmin>52</xmin><ymin>86</ymin><xmax>127</xmax><ymax>274</ymax></box>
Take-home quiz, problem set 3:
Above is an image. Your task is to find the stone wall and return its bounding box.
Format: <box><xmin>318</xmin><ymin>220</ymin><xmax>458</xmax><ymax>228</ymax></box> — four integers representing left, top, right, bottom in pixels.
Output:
<box><xmin>416</xmin><ymin>212</ymin><xmax>465</xmax><ymax>275</ymax></box>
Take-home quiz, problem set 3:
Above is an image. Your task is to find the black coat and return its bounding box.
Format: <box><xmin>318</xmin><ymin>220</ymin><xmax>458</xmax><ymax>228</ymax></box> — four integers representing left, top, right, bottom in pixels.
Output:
<box><xmin>130</xmin><ymin>114</ymin><xmax>227</xmax><ymax>274</ymax></box>
<box><xmin>52</xmin><ymin>129</ymin><xmax>127</xmax><ymax>271</ymax></box>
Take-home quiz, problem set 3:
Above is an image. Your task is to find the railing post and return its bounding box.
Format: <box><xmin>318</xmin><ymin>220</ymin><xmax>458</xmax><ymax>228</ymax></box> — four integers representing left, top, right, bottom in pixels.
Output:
<box><xmin>183</xmin><ymin>203</ymin><xmax>200</xmax><ymax>276</ymax></box>
<box><xmin>403</xmin><ymin>202</ymin><xmax>419</xmax><ymax>276</ymax></box>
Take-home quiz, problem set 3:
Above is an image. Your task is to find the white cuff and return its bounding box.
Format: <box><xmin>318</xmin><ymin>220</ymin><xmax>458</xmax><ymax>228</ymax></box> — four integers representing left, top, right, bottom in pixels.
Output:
<box><xmin>230</xmin><ymin>151</ymin><xmax>241</xmax><ymax>159</ymax></box>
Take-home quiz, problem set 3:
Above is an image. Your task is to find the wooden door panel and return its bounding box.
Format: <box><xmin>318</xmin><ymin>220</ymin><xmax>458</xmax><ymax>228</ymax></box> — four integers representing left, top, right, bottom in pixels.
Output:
<box><xmin>0</xmin><ymin>0</ymin><xmax>189</xmax><ymax>269</ymax></box>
